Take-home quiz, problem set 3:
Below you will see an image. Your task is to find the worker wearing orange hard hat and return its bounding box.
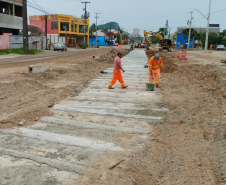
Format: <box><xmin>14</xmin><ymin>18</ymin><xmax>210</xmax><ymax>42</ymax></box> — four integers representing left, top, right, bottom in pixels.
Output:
<box><xmin>108</xmin><ymin>52</ymin><xmax>128</xmax><ymax>89</ymax></box>
<box><xmin>149</xmin><ymin>54</ymin><xmax>163</xmax><ymax>88</ymax></box>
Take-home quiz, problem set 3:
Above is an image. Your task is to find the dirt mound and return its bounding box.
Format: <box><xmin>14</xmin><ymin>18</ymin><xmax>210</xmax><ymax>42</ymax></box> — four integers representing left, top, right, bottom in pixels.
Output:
<box><xmin>97</xmin><ymin>48</ymin><xmax>129</xmax><ymax>63</ymax></box>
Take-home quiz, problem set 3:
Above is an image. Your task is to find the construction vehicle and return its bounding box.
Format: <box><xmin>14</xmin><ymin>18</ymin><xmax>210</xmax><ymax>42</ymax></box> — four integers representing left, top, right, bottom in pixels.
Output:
<box><xmin>134</xmin><ymin>41</ymin><xmax>145</xmax><ymax>48</ymax></box>
<box><xmin>144</xmin><ymin>30</ymin><xmax>173</xmax><ymax>52</ymax></box>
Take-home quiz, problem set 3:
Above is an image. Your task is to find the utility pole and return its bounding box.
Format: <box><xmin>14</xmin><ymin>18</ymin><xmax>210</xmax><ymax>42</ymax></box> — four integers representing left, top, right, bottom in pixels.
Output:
<box><xmin>22</xmin><ymin>0</ymin><xmax>29</xmax><ymax>52</ymax></box>
<box><xmin>187</xmin><ymin>11</ymin><xmax>193</xmax><ymax>50</ymax></box>
<box><xmin>65</xmin><ymin>26</ymin><xmax>67</xmax><ymax>46</ymax></box>
<box><xmin>95</xmin><ymin>12</ymin><xmax>101</xmax><ymax>48</ymax></box>
<box><xmin>205</xmin><ymin>0</ymin><xmax>211</xmax><ymax>52</ymax></box>
<box><xmin>81</xmin><ymin>1</ymin><xmax>90</xmax><ymax>48</ymax></box>
<box><xmin>45</xmin><ymin>14</ymin><xmax>47</xmax><ymax>50</ymax></box>
<box><xmin>110</xmin><ymin>22</ymin><xmax>111</xmax><ymax>46</ymax></box>
<box><xmin>165</xmin><ymin>20</ymin><xmax>168</xmax><ymax>39</ymax></box>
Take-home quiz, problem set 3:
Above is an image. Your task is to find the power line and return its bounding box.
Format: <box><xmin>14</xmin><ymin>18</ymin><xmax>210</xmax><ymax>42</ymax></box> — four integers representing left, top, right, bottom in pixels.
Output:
<box><xmin>27</xmin><ymin>2</ymin><xmax>51</xmax><ymax>14</ymax></box>
<box><xmin>32</xmin><ymin>0</ymin><xmax>47</xmax><ymax>14</ymax></box>
<box><xmin>193</xmin><ymin>8</ymin><xmax>226</xmax><ymax>22</ymax></box>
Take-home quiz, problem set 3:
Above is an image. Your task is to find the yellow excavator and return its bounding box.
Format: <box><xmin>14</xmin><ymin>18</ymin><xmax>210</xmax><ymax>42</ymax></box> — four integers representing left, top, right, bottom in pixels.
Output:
<box><xmin>144</xmin><ymin>30</ymin><xmax>173</xmax><ymax>52</ymax></box>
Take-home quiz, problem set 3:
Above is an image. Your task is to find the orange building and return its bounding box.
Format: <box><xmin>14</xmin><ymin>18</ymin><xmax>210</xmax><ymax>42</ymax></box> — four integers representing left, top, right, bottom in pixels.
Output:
<box><xmin>29</xmin><ymin>14</ymin><xmax>89</xmax><ymax>46</ymax></box>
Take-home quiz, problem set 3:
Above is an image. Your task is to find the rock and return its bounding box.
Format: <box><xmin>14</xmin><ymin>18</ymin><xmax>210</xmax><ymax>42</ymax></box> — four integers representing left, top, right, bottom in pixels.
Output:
<box><xmin>18</xmin><ymin>119</ymin><xmax>26</xmax><ymax>126</ymax></box>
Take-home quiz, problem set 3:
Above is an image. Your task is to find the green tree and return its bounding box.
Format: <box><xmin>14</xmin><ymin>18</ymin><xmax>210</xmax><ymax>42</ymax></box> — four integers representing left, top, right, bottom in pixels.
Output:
<box><xmin>182</xmin><ymin>28</ymin><xmax>200</xmax><ymax>41</ymax></box>
<box><xmin>199</xmin><ymin>32</ymin><xmax>219</xmax><ymax>47</ymax></box>
<box><xmin>37</xmin><ymin>31</ymin><xmax>42</xmax><ymax>36</ymax></box>
<box><xmin>122</xmin><ymin>33</ymin><xmax>129</xmax><ymax>40</ymax></box>
<box><xmin>158</xmin><ymin>28</ymin><xmax>167</xmax><ymax>37</ymax></box>
<box><xmin>151</xmin><ymin>36</ymin><xmax>160</xmax><ymax>44</ymax></box>
<box><xmin>130</xmin><ymin>39</ymin><xmax>135</xmax><ymax>44</ymax></box>
<box><xmin>89</xmin><ymin>23</ymin><xmax>97</xmax><ymax>35</ymax></box>
<box><xmin>103</xmin><ymin>28</ymin><xmax>108</xmax><ymax>31</ymax></box>
<box><xmin>222</xmin><ymin>29</ymin><xmax>226</xmax><ymax>36</ymax></box>
<box><xmin>116</xmin><ymin>34</ymin><xmax>121</xmax><ymax>44</ymax></box>
<box><xmin>222</xmin><ymin>38</ymin><xmax>226</xmax><ymax>47</ymax></box>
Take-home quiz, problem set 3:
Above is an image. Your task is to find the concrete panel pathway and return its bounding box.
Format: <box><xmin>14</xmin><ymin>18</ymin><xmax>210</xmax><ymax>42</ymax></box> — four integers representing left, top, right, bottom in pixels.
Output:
<box><xmin>0</xmin><ymin>49</ymin><xmax>166</xmax><ymax>184</ymax></box>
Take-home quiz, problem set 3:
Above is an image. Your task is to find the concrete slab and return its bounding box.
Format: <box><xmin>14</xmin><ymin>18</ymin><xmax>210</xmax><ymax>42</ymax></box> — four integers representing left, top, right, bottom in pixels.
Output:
<box><xmin>0</xmin><ymin>147</ymin><xmax>83</xmax><ymax>174</ymax></box>
<box><xmin>53</xmin><ymin>105</ymin><xmax>162</xmax><ymax>120</ymax></box>
<box><xmin>40</xmin><ymin>116</ymin><xmax>151</xmax><ymax>134</ymax></box>
<box><xmin>1</xmin><ymin>128</ymin><xmax>123</xmax><ymax>151</ymax></box>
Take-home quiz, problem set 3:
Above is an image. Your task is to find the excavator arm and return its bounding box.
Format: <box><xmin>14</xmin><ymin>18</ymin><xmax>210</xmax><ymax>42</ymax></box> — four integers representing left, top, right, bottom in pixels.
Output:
<box><xmin>144</xmin><ymin>30</ymin><xmax>164</xmax><ymax>43</ymax></box>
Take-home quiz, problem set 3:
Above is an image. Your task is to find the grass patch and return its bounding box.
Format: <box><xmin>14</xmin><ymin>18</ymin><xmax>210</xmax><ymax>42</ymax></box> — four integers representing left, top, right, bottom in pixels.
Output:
<box><xmin>0</xmin><ymin>48</ymin><xmax>42</xmax><ymax>55</ymax></box>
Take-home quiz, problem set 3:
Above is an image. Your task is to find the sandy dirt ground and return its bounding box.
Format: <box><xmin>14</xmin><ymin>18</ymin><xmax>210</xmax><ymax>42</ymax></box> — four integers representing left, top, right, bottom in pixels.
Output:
<box><xmin>0</xmin><ymin>47</ymin><xmax>129</xmax><ymax>129</ymax></box>
<box><xmin>74</xmin><ymin>48</ymin><xmax>226</xmax><ymax>185</ymax></box>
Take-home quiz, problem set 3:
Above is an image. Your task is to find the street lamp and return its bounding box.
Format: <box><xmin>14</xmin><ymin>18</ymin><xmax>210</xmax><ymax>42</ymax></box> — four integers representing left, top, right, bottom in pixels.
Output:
<box><xmin>194</xmin><ymin>0</ymin><xmax>211</xmax><ymax>52</ymax></box>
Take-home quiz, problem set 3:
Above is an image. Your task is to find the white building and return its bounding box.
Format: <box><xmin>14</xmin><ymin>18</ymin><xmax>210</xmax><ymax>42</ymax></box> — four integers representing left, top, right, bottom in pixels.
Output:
<box><xmin>132</xmin><ymin>28</ymin><xmax>140</xmax><ymax>37</ymax></box>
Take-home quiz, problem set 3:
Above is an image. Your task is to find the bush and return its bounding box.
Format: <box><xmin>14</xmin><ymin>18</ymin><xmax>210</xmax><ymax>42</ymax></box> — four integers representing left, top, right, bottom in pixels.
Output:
<box><xmin>79</xmin><ymin>44</ymin><xmax>83</xmax><ymax>48</ymax></box>
<box><xmin>0</xmin><ymin>48</ymin><xmax>42</xmax><ymax>55</ymax></box>
<box><xmin>78</xmin><ymin>43</ymin><xmax>88</xmax><ymax>49</ymax></box>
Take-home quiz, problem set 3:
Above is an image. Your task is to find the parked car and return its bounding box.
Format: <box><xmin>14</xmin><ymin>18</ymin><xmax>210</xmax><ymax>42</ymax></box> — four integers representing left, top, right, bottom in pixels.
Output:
<box><xmin>217</xmin><ymin>45</ymin><xmax>225</xmax><ymax>50</ymax></box>
<box><xmin>54</xmin><ymin>42</ymin><xmax>67</xmax><ymax>51</ymax></box>
<box><xmin>113</xmin><ymin>42</ymin><xmax>118</xmax><ymax>46</ymax></box>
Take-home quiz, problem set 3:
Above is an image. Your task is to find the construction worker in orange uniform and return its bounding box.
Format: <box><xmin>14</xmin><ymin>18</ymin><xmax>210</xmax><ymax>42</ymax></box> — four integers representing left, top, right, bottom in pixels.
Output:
<box><xmin>108</xmin><ymin>52</ymin><xmax>128</xmax><ymax>89</ymax></box>
<box><xmin>149</xmin><ymin>54</ymin><xmax>163</xmax><ymax>88</ymax></box>
<box><xmin>210</xmin><ymin>44</ymin><xmax>213</xmax><ymax>50</ymax></box>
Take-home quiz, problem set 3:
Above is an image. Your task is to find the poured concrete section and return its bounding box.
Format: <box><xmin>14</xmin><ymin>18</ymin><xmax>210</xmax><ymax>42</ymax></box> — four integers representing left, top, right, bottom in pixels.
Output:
<box><xmin>0</xmin><ymin>49</ymin><xmax>166</xmax><ymax>184</ymax></box>
<box><xmin>40</xmin><ymin>117</ymin><xmax>151</xmax><ymax>134</ymax></box>
<box><xmin>1</xmin><ymin>128</ymin><xmax>123</xmax><ymax>151</ymax></box>
<box><xmin>0</xmin><ymin>147</ymin><xmax>83</xmax><ymax>174</ymax></box>
<box><xmin>54</xmin><ymin>105</ymin><xmax>162</xmax><ymax>120</ymax></box>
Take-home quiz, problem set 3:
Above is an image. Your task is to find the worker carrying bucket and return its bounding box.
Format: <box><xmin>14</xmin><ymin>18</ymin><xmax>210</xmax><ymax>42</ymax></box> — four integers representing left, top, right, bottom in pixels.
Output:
<box><xmin>148</xmin><ymin>54</ymin><xmax>163</xmax><ymax>88</ymax></box>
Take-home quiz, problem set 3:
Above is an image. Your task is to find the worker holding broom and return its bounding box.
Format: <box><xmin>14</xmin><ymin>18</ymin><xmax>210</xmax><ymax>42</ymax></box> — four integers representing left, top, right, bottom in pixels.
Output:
<box><xmin>108</xmin><ymin>52</ymin><xmax>128</xmax><ymax>89</ymax></box>
<box><xmin>149</xmin><ymin>54</ymin><xmax>163</xmax><ymax>88</ymax></box>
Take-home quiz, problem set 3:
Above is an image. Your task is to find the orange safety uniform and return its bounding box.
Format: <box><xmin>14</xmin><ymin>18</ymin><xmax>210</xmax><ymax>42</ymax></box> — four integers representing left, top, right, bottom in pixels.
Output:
<box><xmin>210</xmin><ymin>44</ymin><xmax>213</xmax><ymax>50</ymax></box>
<box><xmin>149</xmin><ymin>56</ymin><xmax>163</xmax><ymax>85</ymax></box>
<box><xmin>108</xmin><ymin>56</ymin><xmax>125</xmax><ymax>88</ymax></box>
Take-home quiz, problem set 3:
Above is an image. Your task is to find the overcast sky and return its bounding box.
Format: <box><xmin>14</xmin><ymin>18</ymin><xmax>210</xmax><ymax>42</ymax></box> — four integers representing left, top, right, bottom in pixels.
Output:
<box><xmin>28</xmin><ymin>0</ymin><xmax>226</xmax><ymax>34</ymax></box>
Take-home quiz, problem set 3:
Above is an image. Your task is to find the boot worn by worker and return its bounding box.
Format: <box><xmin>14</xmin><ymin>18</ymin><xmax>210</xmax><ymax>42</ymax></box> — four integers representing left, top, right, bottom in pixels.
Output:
<box><xmin>108</xmin><ymin>87</ymin><xmax>115</xmax><ymax>89</ymax></box>
<box><xmin>156</xmin><ymin>85</ymin><xmax>160</xmax><ymax>88</ymax></box>
<box><xmin>122</xmin><ymin>86</ymin><xmax>128</xmax><ymax>89</ymax></box>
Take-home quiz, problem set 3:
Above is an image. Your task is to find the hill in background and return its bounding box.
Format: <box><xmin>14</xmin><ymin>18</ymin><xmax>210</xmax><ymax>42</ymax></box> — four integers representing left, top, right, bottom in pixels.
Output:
<box><xmin>97</xmin><ymin>22</ymin><xmax>120</xmax><ymax>31</ymax></box>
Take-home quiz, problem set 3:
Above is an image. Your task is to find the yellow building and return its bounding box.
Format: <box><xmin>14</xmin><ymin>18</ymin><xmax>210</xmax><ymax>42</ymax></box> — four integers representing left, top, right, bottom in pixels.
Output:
<box><xmin>29</xmin><ymin>14</ymin><xmax>89</xmax><ymax>46</ymax></box>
